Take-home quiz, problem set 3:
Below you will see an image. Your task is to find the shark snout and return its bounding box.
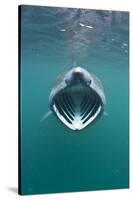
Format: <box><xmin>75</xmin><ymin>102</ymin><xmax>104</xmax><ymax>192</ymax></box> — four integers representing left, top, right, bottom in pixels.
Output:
<box><xmin>72</xmin><ymin>67</ymin><xmax>83</xmax><ymax>82</ymax></box>
<box><xmin>73</xmin><ymin>67</ymin><xmax>82</xmax><ymax>75</ymax></box>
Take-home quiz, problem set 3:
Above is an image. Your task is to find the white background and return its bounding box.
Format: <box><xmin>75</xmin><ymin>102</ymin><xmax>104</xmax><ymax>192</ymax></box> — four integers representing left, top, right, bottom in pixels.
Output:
<box><xmin>0</xmin><ymin>0</ymin><xmax>132</xmax><ymax>199</ymax></box>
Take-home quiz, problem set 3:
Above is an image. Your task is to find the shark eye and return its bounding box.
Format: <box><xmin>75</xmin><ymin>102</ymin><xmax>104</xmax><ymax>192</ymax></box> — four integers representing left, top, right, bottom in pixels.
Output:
<box><xmin>87</xmin><ymin>80</ymin><xmax>91</xmax><ymax>85</ymax></box>
<box><xmin>65</xmin><ymin>79</ymin><xmax>69</xmax><ymax>84</ymax></box>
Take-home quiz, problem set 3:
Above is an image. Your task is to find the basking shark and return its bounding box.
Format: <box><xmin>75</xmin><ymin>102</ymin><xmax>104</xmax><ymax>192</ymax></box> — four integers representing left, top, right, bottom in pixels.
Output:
<box><xmin>42</xmin><ymin>67</ymin><xmax>106</xmax><ymax>131</ymax></box>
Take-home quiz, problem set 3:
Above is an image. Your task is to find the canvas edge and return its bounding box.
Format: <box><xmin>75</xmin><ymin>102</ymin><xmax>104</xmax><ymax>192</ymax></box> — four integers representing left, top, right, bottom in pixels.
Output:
<box><xmin>18</xmin><ymin>5</ymin><xmax>22</xmax><ymax>195</ymax></box>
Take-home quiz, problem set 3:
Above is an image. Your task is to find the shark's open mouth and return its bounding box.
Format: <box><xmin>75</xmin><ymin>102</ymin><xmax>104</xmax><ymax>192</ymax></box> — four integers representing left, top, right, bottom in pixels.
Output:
<box><xmin>52</xmin><ymin>86</ymin><xmax>103</xmax><ymax>130</ymax></box>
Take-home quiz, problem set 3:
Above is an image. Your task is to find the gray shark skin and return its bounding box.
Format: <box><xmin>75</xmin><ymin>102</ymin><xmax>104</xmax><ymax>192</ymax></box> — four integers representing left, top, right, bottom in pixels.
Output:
<box><xmin>49</xmin><ymin>67</ymin><xmax>106</xmax><ymax>131</ymax></box>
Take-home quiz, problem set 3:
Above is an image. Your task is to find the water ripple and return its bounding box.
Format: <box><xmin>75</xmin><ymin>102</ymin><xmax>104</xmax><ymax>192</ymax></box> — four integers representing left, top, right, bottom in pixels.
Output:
<box><xmin>21</xmin><ymin>6</ymin><xmax>129</xmax><ymax>61</ymax></box>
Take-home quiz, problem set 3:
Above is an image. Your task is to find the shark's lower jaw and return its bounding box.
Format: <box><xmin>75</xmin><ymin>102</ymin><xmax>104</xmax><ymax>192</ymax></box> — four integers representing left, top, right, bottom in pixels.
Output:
<box><xmin>52</xmin><ymin>87</ymin><xmax>103</xmax><ymax>131</ymax></box>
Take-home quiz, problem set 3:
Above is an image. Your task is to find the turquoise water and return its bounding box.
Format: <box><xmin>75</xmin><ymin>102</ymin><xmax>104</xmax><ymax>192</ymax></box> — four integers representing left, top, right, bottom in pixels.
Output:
<box><xmin>20</xmin><ymin>5</ymin><xmax>129</xmax><ymax>195</ymax></box>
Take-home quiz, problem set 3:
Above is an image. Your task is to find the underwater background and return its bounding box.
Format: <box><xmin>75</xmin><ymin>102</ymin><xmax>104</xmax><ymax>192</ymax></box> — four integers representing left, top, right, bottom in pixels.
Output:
<box><xmin>20</xmin><ymin>5</ymin><xmax>129</xmax><ymax>195</ymax></box>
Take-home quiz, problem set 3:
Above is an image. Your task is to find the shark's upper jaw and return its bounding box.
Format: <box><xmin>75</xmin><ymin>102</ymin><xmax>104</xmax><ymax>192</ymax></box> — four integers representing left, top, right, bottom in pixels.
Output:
<box><xmin>52</xmin><ymin>85</ymin><xmax>102</xmax><ymax>131</ymax></box>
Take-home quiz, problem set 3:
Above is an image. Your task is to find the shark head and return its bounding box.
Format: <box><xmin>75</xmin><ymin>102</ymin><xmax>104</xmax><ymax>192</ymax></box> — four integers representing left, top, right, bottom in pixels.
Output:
<box><xmin>49</xmin><ymin>67</ymin><xmax>106</xmax><ymax>131</ymax></box>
